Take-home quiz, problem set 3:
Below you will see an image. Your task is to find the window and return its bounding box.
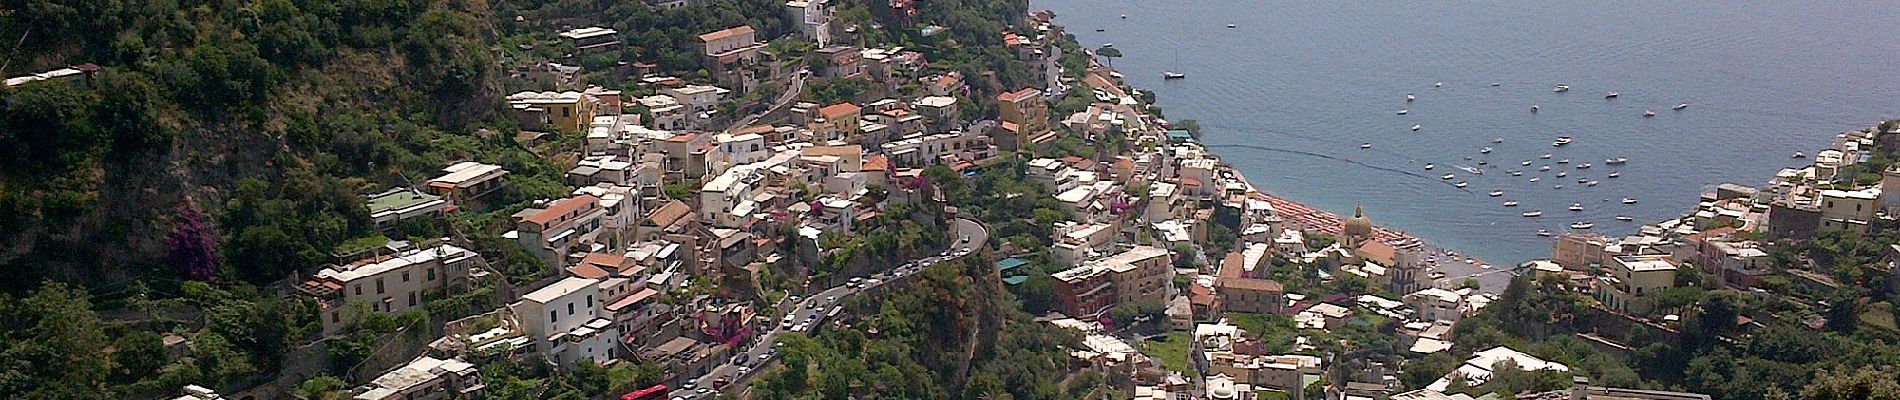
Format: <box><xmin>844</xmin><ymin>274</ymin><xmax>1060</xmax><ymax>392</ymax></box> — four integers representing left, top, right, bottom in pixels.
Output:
<box><xmin>587</xmin><ymin>295</ymin><xmax>594</xmax><ymax>307</ymax></box>
<box><xmin>354</xmin><ymin>284</ymin><xmax>362</xmax><ymax>296</ymax></box>
<box><xmin>550</xmin><ymin>310</ymin><xmax>558</xmax><ymax>322</ymax></box>
<box><xmin>331</xmin><ymin>311</ymin><xmax>340</xmax><ymax>323</ymax></box>
<box><xmin>403</xmin><ymin>271</ymin><xmax>410</xmax><ymax>282</ymax></box>
<box><xmin>568</xmin><ymin>302</ymin><xmax>576</xmax><ymax>315</ymax></box>
<box><xmin>428</xmin><ymin>268</ymin><xmax>437</xmax><ymax>281</ymax></box>
<box><xmin>563</xmin><ymin>107</ymin><xmax>572</xmax><ymax>117</ymax></box>
<box><xmin>376</xmin><ymin>278</ymin><xmax>385</xmax><ymax>294</ymax></box>
<box><xmin>408</xmin><ymin>292</ymin><xmax>417</xmax><ymax>307</ymax></box>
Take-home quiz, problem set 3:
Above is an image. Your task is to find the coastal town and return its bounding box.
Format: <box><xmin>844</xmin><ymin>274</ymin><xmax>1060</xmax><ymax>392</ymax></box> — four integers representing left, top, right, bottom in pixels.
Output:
<box><xmin>3</xmin><ymin>1</ymin><xmax>1900</xmax><ymax>400</ymax></box>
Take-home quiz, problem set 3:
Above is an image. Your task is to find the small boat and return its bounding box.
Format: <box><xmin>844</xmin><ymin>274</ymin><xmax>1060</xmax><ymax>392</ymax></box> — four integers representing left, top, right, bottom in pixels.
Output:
<box><xmin>1460</xmin><ymin>166</ymin><xmax>1483</xmax><ymax>174</ymax></box>
<box><xmin>1586</xmin><ymin>180</ymin><xmax>1599</xmax><ymax>186</ymax></box>
<box><xmin>1569</xmin><ymin>203</ymin><xmax>1584</xmax><ymax>211</ymax></box>
<box><xmin>1530</xmin><ymin>177</ymin><xmax>1541</xmax><ymax>182</ymax></box>
<box><xmin>1539</xmin><ymin>165</ymin><xmax>1551</xmax><ymax>171</ymax></box>
<box><xmin>1121</xmin><ymin>14</ymin><xmax>1127</xmax><ymax>19</ymax></box>
<box><xmin>1604</xmin><ymin>91</ymin><xmax>1619</xmax><ymax>99</ymax></box>
<box><xmin>1570</xmin><ymin>222</ymin><xmax>1595</xmax><ymax>229</ymax></box>
<box><xmin>1424</xmin><ymin>163</ymin><xmax>1435</xmax><ymax>170</ymax></box>
<box><xmin>1554</xmin><ymin>184</ymin><xmax>1564</xmax><ymax>189</ymax></box>
<box><xmin>1557</xmin><ymin>171</ymin><xmax>1568</xmax><ymax>177</ymax></box>
<box><xmin>1541</xmin><ymin>153</ymin><xmax>1553</xmax><ymax>159</ymax></box>
<box><xmin>1615</xmin><ymin>215</ymin><xmax>1635</xmax><ymax>221</ymax></box>
<box><xmin>1558</xmin><ymin>159</ymin><xmax>1571</xmax><ymax>164</ymax></box>
<box><xmin>1673</xmin><ymin>103</ymin><xmax>1689</xmax><ymax>110</ymax></box>
<box><xmin>1480</xmin><ymin>147</ymin><xmax>1493</xmax><ymax>154</ymax></box>
<box><xmin>1503</xmin><ymin>201</ymin><xmax>1519</xmax><ymax>207</ymax></box>
<box><xmin>1522</xmin><ymin>160</ymin><xmax>1533</xmax><ymax>166</ymax></box>
<box><xmin>1793</xmin><ymin>151</ymin><xmax>1806</xmax><ymax>158</ymax></box>
<box><xmin>1553</xmin><ymin>85</ymin><xmax>1570</xmax><ymax>92</ymax></box>
<box><xmin>1537</xmin><ymin>229</ymin><xmax>1554</xmax><ymax>237</ymax></box>
<box><xmin>1577</xmin><ymin>178</ymin><xmax>1589</xmax><ymax>184</ymax></box>
<box><xmin>1478</xmin><ymin>160</ymin><xmax>1489</xmax><ymax>166</ymax></box>
<box><xmin>1407</xmin><ymin>94</ymin><xmax>1416</xmax><ymax>102</ymax></box>
<box><xmin>1490</xmin><ymin>82</ymin><xmax>1502</xmax><ymax>87</ymax></box>
<box><xmin>1442</xmin><ymin>173</ymin><xmax>1456</xmax><ymax>180</ymax></box>
<box><xmin>1489</xmin><ymin>190</ymin><xmax>1504</xmax><ymax>197</ymax></box>
<box><xmin>1162</xmin><ymin>71</ymin><xmax>1186</xmax><ymax>79</ymax></box>
<box><xmin>1493</xmin><ymin>137</ymin><xmax>1504</xmax><ymax>144</ymax></box>
<box><xmin>1531</xmin><ymin>104</ymin><xmax>1540</xmax><ymax>112</ymax></box>
<box><xmin>1435</xmin><ymin>81</ymin><xmax>1444</xmax><ymax>87</ymax></box>
<box><xmin>1553</xmin><ymin>137</ymin><xmax>1573</xmax><ymax>147</ymax></box>
<box><xmin>1412</xmin><ymin>124</ymin><xmax>1422</xmax><ymax>131</ymax></box>
<box><xmin>1454</xmin><ymin>181</ymin><xmax>1469</xmax><ymax>188</ymax></box>
<box><xmin>1397</xmin><ymin>109</ymin><xmax>1409</xmax><ymax>115</ymax></box>
<box><xmin>1522</xmin><ymin>211</ymin><xmax>1544</xmax><ymax>217</ymax></box>
<box><xmin>1509</xmin><ymin>171</ymin><xmax>1523</xmax><ymax>176</ymax></box>
<box><xmin>1226</xmin><ymin>23</ymin><xmax>1237</xmax><ymax>28</ymax></box>
<box><xmin>1622</xmin><ymin>197</ymin><xmax>1638</xmax><ymax>204</ymax></box>
<box><xmin>1605</xmin><ymin>157</ymin><xmax>1628</xmax><ymax>165</ymax></box>
<box><xmin>1360</xmin><ymin>142</ymin><xmax>1373</xmax><ymax>149</ymax></box>
<box><xmin>1607</xmin><ymin>171</ymin><xmax>1620</xmax><ymax>178</ymax></box>
<box><xmin>1643</xmin><ymin>110</ymin><xmax>1656</xmax><ymax>117</ymax></box>
<box><xmin>1096</xmin><ymin>28</ymin><xmax>1106</xmax><ymax>32</ymax></box>
<box><xmin>1577</xmin><ymin>163</ymin><xmax>1591</xmax><ymax>169</ymax></box>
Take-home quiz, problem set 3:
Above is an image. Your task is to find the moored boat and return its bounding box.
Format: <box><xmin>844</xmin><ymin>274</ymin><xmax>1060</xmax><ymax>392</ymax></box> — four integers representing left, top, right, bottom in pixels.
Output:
<box><xmin>1553</xmin><ymin>137</ymin><xmax>1573</xmax><ymax>147</ymax></box>
<box><xmin>1489</xmin><ymin>190</ymin><xmax>1504</xmax><ymax>197</ymax></box>
<box><xmin>1615</xmin><ymin>215</ymin><xmax>1635</xmax><ymax>221</ymax></box>
<box><xmin>1604</xmin><ymin>91</ymin><xmax>1619</xmax><ymax>99</ymax></box>
<box><xmin>1607</xmin><ymin>171</ymin><xmax>1620</xmax><ymax>178</ymax></box>
<box><xmin>1553</xmin><ymin>85</ymin><xmax>1570</xmax><ymax>92</ymax></box>
<box><xmin>1569</xmin><ymin>203</ymin><xmax>1584</xmax><ymax>211</ymax></box>
<box><xmin>1622</xmin><ymin>197</ymin><xmax>1638</xmax><ymax>204</ymax></box>
<box><xmin>1673</xmin><ymin>103</ymin><xmax>1689</xmax><ymax>110</ymax></box>
<box><xmin>1537</xmin><ymin>229</ymin><xmax>1553</xmax><ymax>237</ymax></box>
<box><xmin>1424</xmin><ymin>163</ymin><xmax>1435</xmax><ymax>170</ymax></box>
<box><xmin>1503</xmin><ymin>201</ymin><xmax>1519</xmax><ymax>207</ymax></box>
<box><xmin>1570</xmin><ymin>221</ymin><xmax>1595</xmax><ymax>229</ymax></box>
<box><xmin>1522</xmin><ymin>210</ymin><xmax>1543</xmax><ymax>217</ymax></box>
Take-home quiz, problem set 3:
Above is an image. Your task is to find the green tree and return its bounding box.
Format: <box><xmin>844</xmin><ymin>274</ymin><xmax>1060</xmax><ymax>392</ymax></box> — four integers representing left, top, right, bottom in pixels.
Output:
<box><xmin>0</xmin><ymin>283</ymin><xmax>113</xmax><ymax>398</ymax></box>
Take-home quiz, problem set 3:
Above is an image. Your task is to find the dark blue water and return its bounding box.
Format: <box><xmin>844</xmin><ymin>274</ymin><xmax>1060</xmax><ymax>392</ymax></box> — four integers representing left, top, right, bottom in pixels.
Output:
<box><xmin>1033</xmin><ymin>0</ymin><xmax>1900</xmax><ymax>264</ymax></box>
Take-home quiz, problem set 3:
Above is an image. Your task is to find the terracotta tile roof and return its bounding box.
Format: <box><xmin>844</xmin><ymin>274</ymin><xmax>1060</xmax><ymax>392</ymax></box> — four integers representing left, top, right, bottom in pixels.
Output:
<box><xmin>934</xmin><ymin>74</ymin><xmax>959</xmax><ymax>88</ymax></box>
<box><xmin>997</xmin><ymin>87</ymin><xmax>1040</xmax><ymax>103</ymax></box>
<box><xmin>523</xmin><ymin>195</ymin><xmax>600</xmax><ymax>226</ymax></box>
<box><xmin>1180</xmin><ymin>177</ymin><xmax>1202</xmax><ymax>187</ymax></box>
<box><xmin>699</xmin><ymin>25</ymin><xmax>755</xmax><ymax>43</ymax></box>
<box><xmin>665</xmin><ymin>132</ymin><xmax>698</xmax><ymax>143</ymax></box>
<box><xmin>862</xmin><ymin>154</ymin><xmax>891</xmax><ymax>171</ymax></box>
<box><xmin>577</xmin><ymin>252</ymin><xmax>627</xmax><ymax>275</ymax></box>
<box><xmin>647</xmin><ymin>200</ymin><xmax>692</xmax><ymax>227</ymax></box>
<box><xmin>1357</xmin><ymin>240</ymin><xmax>1397</xmax><ymax>264</ymax></box>
<box><xmin>999</xmin><ymin>121</ymin><xmax>1020</xmax><ymax>133</ymax></box>
<box><xmin>1220</xmin><ymin>277</ymin><xmax>1284</xmax><ymax>293</ymax></box>
<box><xmin>567</xmin><ymin>263</ymin><xmax>610</xmax><ymax>279</ymax></box>
<box><xmin>818</xmin><ymin>102</ymin><xmax>861</xmax><ymax>119</ymax></box>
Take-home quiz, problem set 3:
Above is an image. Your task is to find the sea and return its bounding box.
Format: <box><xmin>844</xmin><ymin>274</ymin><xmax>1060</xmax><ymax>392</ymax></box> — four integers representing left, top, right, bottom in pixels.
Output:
<box><xmin>1032</xmin><ymin>0</ymin><xmax>1900</xmax><ymax>264</ymax></box>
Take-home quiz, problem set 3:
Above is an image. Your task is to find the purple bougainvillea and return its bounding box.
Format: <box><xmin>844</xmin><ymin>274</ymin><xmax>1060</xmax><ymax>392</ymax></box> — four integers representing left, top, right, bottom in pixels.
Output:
<box><xmin>167</xmin><ymin>198</ymin><xmax>219</xmax><ymax>281</ymax></box>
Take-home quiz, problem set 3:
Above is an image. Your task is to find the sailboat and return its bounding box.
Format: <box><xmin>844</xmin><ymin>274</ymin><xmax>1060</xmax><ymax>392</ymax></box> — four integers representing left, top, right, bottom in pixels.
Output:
<box><xmin>1162</xmin><ymin>50</ymin><xmax>1186</xmax><ymax>79</ymax></box>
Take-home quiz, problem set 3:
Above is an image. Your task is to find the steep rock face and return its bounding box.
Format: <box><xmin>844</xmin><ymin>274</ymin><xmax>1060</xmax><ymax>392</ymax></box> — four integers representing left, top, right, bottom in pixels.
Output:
<box><xmin>0</xmin><ymin>0</ymin><xmax>504</xmax><ymax>289</ymax></box>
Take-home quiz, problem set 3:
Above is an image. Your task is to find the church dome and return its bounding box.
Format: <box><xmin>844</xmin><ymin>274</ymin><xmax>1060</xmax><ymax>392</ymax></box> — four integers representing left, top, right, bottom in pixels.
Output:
<box><xmin>1344</xmin><ymin>204</ymin><xmax>1373</xmax><ymax>238</ymax></box>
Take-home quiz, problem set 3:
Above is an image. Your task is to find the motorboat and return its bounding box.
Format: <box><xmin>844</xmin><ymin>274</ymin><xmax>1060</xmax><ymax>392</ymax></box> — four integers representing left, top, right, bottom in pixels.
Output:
<box><xmin>1522</xmin><ymin>210</ymin><xmax>1543</xmax><ymax>217</ymax></box>
<box><xmin>1541</xmin><ymin>153</ymin><xmax>1554</xmax><ymax>159</ymax></box>
<box><xmin>1360</xmin><ymin>142</ymin><xmax>1373</xmax><ymax>149</ymax></box>
<box><xmin>1622</xmin><ymin>197</ymin><xmax>1638</xmax><ymax>204</ymax></box>
<box><xmin>1454</xmin><ymin>181</ymin><xmax>1469</xmax><ymax>188</ymax></box>
<box><xmin>1553</xmin><ymin>85</ymin><xmax>1570</xmax><ymax>92</ymax></box>
<box><xmin>1557</xmin><ymin>171</ymin><xmax>1568</xmax><ymax>177</ymax></box>
<box><xmin>1494</xmin><ymin>138</ymin><xmax>1504</xmax><ymax>143</ymax></box>
<box><xmin>1397</xmin><ymin>109</ymin><xmax>1409</xmax><ymax>115</ymax></box>
<box><xmin>1424</xmin><ymin>163</ymin><xmax>1435</xmax><ymax>170</ymax></box>
<box><xmin>1460</xmin><ymin>166</ymin><xmax>1483</xmax><ymax>174</ymax></box>
<box><xmin>1509</xmin><ymin>171</ymin><xmax>1523</xmax><ymax>176</ymax></box>
<box><xmin>1577</xmin><ymin>178</ymin><xmax>1589</xmax><ymax>184</ymax></box>
<box><xmin>1577</xmin><ymin>163</ymin><xmax>1591</xmax><ymax>169</ymax></box>
<box><xmin>1226</xmin><ymin>23</ymin><xmax>1237</xmax><ymax>28</ymax></box>
<box><xmin>1435</xmin><ymin>81</ymin><xmax>1444</xmax><ymax>87</ymax></box>
<box><xmin>1411</xmin><ymin>124</ymin><xmax>1422</xmax><ymax>131</ymax></box>
<box><xmin>1615</xmin><ymin>215</ymin><xmax>1635</xmax><ymax>221</ymax></box>
<box><xmin>1607</xmin><ymin>171</ymin><xmax>1620</xmax><ymax>178</ymax></box>
<box><xmin>1529</xmin><ymin>178</ymin><xmax>1541</xmax><ymax>182</ymax></box>
<box><xmin>1793</xmin><ymin>151</ymin><xmax>1806</xmax><ymax>158</ymax></box>
<box><xmin>1643</xmin><ymin>110</ymin><xmax>1656</xmax><ymax>117</ymax></box>
<box><xmin>1163</xmin><ymin>71</ymin><xmax>1186</xmax><ymax>79</ymax></box>
<box><xmin>1442</xmin><ymin>173</ymin><xmax>1456</xmax><ymax>180</ymax></box>
<box><xmin>1570</xmin><ymin>221</ymin><xmax>1595</xmax><ymax>229</ymax></box>
<box><xmin>1553</xmin><ymin>137</ymin><xmax>1573</xmax><ymax>146</ymax></box>
<box><xmin>1553</xmin><ymin>184</ymin><xmax>1564</xmax><ymax>189</ymax></box>
<box><xmin>1537</xmin><ymin>229</ymin><xmax>1553</xmax><ymax>237</ymax></box>
<box><xmin>1522</xmin><ymin>160</ymin><xmax>1533</xmax><ymax>166</ymax></box>
<box><xmin>1407</xmin><ymin>94</ymin><xmax>1416</xmax><ymax>102</ymax></box>
<box><xmin>1569</xmin><ymin>203</ymin><xmax>1584</xmax><ymax>211</ymax></box>
<box><xmin>1604</xmin><ymin>91</ymin><xmax>1619</xmax><ymax>99</ymax></box>
<box><xmin>1674</xmin><ymin>103</ymin><xmax>1689</xmax><ymax>110</ymax></box>
<box><xmin>1480</xmin><ymin>147</ymin><xmax>1493</xmax><ymax>154</ymax></box>
<box><xmin>1096</xmin><ymin>28</ymin><xmax>1106</xmax><ymax>32</ymax></box>
<box><xmin>1478</xmin><ymin>160</ymin><xmax>1489</xmax><ymax>166</ymax></box>
<box><xmin>1531</xmin><ymin>104</ymin><xmax>1540</xmax><ymax>112</ymax></box>
<box><xmin>1605</xmin><ymin>157</ymin><xmax>1628</xmax><ymax>165</ymax></box>
<box><xmin>1586</xmin><ymin>180</ymin><xmax>1599</xmax><ymax>186</ymax></box>
<box><xmin>1489</xmin><ymin>190</ymin><xmax>1504</xmax><ymax>197</ymax></box>
<box><xmin>1121</xmin><ymin>14</ymin><xmax>1127</xmax><ymax>18</ymax></box>
<box><xmin>1540</xmin><ymin>165</ymin><xmax>1551</xmax><ymax>171</ymax></box>
<box><xmin>1558</xmin><ymin>159</ymin><xmax>1571</xmax><ymax>164</ymax></box>
<box><xmin>1503</xmin><ymin>201</ymin><xmax>1519</xmax><ymax>207</ymax></box>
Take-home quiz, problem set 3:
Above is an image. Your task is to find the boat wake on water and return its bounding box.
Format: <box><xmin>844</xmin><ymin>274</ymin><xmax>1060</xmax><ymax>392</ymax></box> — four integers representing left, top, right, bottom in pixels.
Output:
<box><xmin>1204</xmin><ymin>143</ymin><xmax>1472</xmax><ymax>193</ymax></box>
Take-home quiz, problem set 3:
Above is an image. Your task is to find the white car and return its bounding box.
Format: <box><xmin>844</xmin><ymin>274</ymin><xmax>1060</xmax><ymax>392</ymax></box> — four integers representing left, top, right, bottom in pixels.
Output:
<box><xmin>793</xmin><ymin>322</ymin><xmax>809</xmax><ymax>332</ymax></box>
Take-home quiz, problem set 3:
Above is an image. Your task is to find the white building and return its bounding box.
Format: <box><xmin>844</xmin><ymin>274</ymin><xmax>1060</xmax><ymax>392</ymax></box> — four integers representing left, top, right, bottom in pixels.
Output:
<box><xmin>308</xmin><ymin>244</ymin><xmax>477</xmax><ymax>335</ymax></box>
<box><xmin>1427</xmin><ymin>346</ymin><xmax>1571</xmax><ymax>392</ymax></box>
<box><xmin>510</xmin><ymin>277</ymin><xmax>619</xmax><ymax>367</ymax></box>
<box><xmin>351</xmin><ymin>356</ymin><xmax>485</xmax><ymax>400</ymax></box>
<box><xmin>784</xmin><ymin>0</ymin><xmax>832</xmax><ymax>45</ymax></box>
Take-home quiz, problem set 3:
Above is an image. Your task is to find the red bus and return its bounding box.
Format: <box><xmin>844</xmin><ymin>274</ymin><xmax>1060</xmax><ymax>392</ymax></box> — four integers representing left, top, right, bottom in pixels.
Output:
<box><xmin>621</xmin><ymin>384</ymin><xmax>668</xmax><ymax>400</ymax></box>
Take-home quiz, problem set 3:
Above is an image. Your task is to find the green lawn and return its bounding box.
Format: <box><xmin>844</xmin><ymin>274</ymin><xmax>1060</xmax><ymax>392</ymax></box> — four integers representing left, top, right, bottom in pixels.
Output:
<box><xmin>1141</xmin><ymin>331</ymin><xmax>1196</xmax><ymax>376</ymax></box>
<box><xmin>1862</xmin><ymin>301</ymin><xmax>1897</xmax><ymax>330</ymax></box>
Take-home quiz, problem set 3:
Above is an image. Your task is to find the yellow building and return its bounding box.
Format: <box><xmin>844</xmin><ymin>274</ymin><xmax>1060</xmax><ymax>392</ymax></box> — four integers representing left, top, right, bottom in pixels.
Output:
<box><xmin>817</xmin><ymin>102</ymin><xmax>862</xmax><ymax>140</ymax></box>
<box><xmin>997</xmin><ymin>87</ymin><xmax>1051</xmax><ymax>148</ymax></box>
<box><xmin>1596</xmin><ymin>255</ymin><xmax>1678</xmax><ymax>314</ymax></box>
<box><xmin>507</xmin><ymin>91</ymin><xmax>598</xmax><ymax>133</ymax></box>
<box><xmin>1818</xmin><ymin>187</ymin><xmax>1880</xmax><ymax>233</ymax></box>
